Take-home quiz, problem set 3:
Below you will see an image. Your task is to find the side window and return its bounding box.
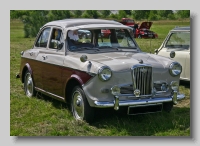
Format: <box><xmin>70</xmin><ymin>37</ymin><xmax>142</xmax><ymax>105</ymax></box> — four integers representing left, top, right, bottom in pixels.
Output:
<box><xmin>35</xmin><ymin>28</ymin><xmax>51</xmax><ymax>48</ymax></box>
<box><xmin>49</xmin><ymin>28</ymin><xmax>62</xmax><ymax>49</ymax></box>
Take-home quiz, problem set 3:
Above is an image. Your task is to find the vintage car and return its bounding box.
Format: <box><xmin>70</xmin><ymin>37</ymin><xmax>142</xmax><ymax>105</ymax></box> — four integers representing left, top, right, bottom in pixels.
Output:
<box><xmin>16</xmin><ymin>18</ymin><xmax>185</xmax><ymax>123</ymax></box>
<box><xmin>155</xmin><ymin>26</ymin><xmax>190</xmax><ymax>81</ymax></box>
<box><xmin>131</xmin><ymin>21</ymin><xmax>158</xmax><ymax>39</ymax></box>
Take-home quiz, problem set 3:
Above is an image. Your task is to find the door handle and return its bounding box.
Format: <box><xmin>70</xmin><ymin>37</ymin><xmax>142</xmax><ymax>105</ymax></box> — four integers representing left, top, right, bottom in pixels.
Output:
<box><xmin>29</xmin><ymin>52</ymin><xmax>33</xmax><ymax>56</ymax></box>
<box><xmin>42</xmin><ymin>55</ymin><xmax>48</xmax><ymax>60</ymax></box>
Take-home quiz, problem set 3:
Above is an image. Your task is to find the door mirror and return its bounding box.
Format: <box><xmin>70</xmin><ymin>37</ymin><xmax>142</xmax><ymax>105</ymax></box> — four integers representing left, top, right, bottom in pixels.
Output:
<box><xmin>170</xmin><ymin>51</ymin><xmax>176</xmax><ymax>58</ymax></box>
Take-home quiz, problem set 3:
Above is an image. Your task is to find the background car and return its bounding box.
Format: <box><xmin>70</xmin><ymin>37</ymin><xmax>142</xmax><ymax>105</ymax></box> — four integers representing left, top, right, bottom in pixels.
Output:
<box><xmin>133</xmin><ymin>21</ymin><xmax>158</xmax><ymax>39</ymax></box>
<box><xmin>155</xmin><ymin>26</ymin><xmax>190</xmax><ymax>81</ymax></box>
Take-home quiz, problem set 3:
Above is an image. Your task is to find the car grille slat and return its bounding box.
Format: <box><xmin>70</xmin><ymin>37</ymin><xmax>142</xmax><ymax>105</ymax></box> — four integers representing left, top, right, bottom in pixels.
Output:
<box><xmin>120</xmin><ymin>65</ymin><xmax>152</xmax><ymax>96</ymax></box>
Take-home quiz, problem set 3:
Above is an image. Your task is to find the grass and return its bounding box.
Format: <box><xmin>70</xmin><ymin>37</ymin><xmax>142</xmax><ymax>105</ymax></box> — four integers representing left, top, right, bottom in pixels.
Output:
<box><xmin>10</xmin><ymin>19</ymin><xmax>190</xmax><ymax>136</ymax></box>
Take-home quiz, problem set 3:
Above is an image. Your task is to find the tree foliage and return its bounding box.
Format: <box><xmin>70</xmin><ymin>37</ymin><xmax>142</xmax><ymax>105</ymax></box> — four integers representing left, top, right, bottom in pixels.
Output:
<box><xmin>176</xmin><ymin>10</ymin><xmax>190</xmax><ymax>18</ymax></box>
<box><xmin>74</xmin><ymin>10</ymin><xmax>82</xmax><ymax>18</ymax></box>
<box><xmin>10</xmin><ymin>10</ymin><xmax>190</xmax><ymax>38</ymax></box>
<box><xmin>101</xmin><ymin>10</ymin><xmax>111</xmax><ymax>18</ymax></box>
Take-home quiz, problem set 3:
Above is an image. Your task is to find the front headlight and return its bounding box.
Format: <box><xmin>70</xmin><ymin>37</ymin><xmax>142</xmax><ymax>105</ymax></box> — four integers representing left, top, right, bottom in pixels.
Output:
<box><xmin>98</xmin><ymin>66</ymin><xmax>112</xmax><ymax>81</ymax></box>
<box><xmin>169</xmin><ymin>62</ymin><xmax>182</xmax><ymax>76</ymax></box>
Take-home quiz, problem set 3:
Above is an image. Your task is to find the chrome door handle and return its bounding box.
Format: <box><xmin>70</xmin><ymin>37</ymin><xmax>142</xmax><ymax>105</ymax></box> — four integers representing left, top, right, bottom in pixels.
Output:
<box><xmin>29</xmin><ymin>52</ymin><xmax>33</xmax><ymax>56</ymax></box>
<box><xmin>42</xmin><ymin>55</ymin><xmax>47</xmax><ymax>60</ymax></box>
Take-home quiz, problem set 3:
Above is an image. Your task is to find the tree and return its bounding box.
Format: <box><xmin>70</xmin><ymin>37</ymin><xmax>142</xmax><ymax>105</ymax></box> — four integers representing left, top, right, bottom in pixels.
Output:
<box><xmin>74</xmin><ymin>10</ymin><xmax>82</xmax><ymax>18</ymax></box>
<box><xmin>85</xmin><ymin>10</ymin><xmax>99</xmax><ymax>18</ymax></box>
<box><xmin>101</xmin><ymin>10</ymin><xmax>111</xmax><ymax>18</ymax></box>
<box><xmin>176</xmin><ymin>10</ymin><xmax>190</xmax><ymax>18</ymax></box>
<box><xmin>157</xmin><ymin>10</ymin><xmax>173</xmax><ymax>19</ymax></box>
<box><xmin>132</xmin><ymin>10</ymin><xmax>150</xmax><ymax>20</ymax></box>
<box><xmin>148</xmin><ymin>10</ymin><xmax>158</xmax><ymax>20</ymax></box>
<box><xmin>22</xmin><ymin>10</ymin><xmax>49</xmax><ymax>37</ymax></box>
<box><xmin>48</xmin><ymin>10</ymin><xmax>71</xmax><ymax>21</ymax></box>
<box><xmin>124</xmin><ymin>10</ymin><xmax>131</xmax><ymax>15</ymax></box>
<box><xmin>118</xmin><ymin>10</ymin><xmax>127</xmax><ymax>19</ymax></box>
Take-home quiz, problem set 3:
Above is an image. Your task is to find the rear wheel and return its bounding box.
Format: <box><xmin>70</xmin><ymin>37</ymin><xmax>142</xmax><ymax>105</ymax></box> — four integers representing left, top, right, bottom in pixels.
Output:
<box><xmin>70</xmin><ymin>86</ymin><xmax>94</xmax><ymax>123</ymax></box>
<box><xmin>24</xmin><ymin>70</ymin><xmax>36</xmax><ymax>97</ymax></box>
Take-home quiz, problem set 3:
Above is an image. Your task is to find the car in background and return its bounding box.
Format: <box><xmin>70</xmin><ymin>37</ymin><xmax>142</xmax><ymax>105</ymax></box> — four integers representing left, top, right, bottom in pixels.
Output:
<box><xmin>155</xmin><ymin>26</ymin><xmax>190</xmax><ymax>81</ymax></box>
<box><xmin>133</xmin><ymin>22</ymin><xmax>158</xmax><ymax>39</ymax></box>
<box><xmin>16</xmin><ymin>19</ymin><xmax>185</xmax><ymax>123</ymax></box>
<box><xmin>78</xmin><ymin>29</ymin><xmax>91</xmax><ymax>39</ymax></box>
<box><xmin>101</xmin><ymin>29</ymin><xmax>111</xmax><ymax>38</ymax></box>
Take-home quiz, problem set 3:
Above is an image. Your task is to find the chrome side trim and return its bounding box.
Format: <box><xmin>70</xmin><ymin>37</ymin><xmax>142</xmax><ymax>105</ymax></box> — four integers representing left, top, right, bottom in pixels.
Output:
<box><xmin>35</xmin><ymin>87</ymin><xmax>65</xmax><ymax>101</ymax></box>
<box><xmin>93</xmin><ymin>94</ymin><xmax>185</xmax><ymax>108</ymax></box>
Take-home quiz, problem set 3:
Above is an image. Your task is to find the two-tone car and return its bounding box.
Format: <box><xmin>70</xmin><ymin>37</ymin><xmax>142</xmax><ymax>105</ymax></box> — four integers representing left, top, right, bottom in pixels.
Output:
<box><xmin>16</xmin><ymin>18</ymin><xmax>185</xmax><ymax>123</ymax></box>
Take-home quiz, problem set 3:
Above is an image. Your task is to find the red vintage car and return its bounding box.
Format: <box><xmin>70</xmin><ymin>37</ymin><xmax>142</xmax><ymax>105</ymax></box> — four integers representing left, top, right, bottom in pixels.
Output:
<box><xmin>133</xmin><ymin>22</ymin><xmax>158</xmax><ymax>39</ymax></box>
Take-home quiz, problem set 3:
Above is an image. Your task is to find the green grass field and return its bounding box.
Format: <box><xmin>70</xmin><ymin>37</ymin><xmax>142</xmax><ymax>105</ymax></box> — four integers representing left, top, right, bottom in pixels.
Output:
<box><xmin>10</xmin><ymin>19</ymin><xmax>190</xmax><ymax>136</ymax></box>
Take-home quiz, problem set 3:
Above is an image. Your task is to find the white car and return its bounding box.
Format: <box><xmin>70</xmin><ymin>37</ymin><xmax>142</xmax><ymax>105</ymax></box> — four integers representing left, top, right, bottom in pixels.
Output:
<box><xmin>155</xmin><ymin>26</ymin><xmax>190</xmax><ymax>81</ymax></box>
<box><xmin>17</xmin><ymin>19</ymin><xmax>185</xmax><ymax>123</ymax></box>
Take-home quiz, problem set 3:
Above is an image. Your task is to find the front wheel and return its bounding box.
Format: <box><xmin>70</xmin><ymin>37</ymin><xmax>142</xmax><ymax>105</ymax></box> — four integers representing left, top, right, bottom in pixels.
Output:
<box><xmin>24</xmin><ymin>70</ymin><xmax>36</xmax><ymax>97</ymax></box>
<box><xmin>70</xmin><ymin>86</ymin><xmax>94</xmax><ymax>123</ymax></box>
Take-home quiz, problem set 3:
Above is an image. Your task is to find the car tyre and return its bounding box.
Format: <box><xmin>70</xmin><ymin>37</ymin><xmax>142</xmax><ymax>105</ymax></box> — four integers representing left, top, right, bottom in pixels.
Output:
<box><xmin>24</xmin><ymin>70</ymin><xmax>36</xmax><ymax>97</ymax></box>
<box><xmin>163</xmin><ymin>102</ymin><xmax>173</xmax><ymax>113</ymax></box>
<box><xmin>71</xmin><ymin>86</ymin><xmax>94</xmax><ymax>123</ymax></box>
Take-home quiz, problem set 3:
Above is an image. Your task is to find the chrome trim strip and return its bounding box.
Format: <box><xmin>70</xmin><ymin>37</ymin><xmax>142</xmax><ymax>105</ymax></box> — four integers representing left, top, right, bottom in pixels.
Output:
<box><xmin>35</xmin><ymin>87</ymin><xmax>65</xmax><ymax>101</ymax></box>
<box><xmin>93</xmin><ymin>94</ymin><xmax>185</xmax><ymax>108</ymax></box>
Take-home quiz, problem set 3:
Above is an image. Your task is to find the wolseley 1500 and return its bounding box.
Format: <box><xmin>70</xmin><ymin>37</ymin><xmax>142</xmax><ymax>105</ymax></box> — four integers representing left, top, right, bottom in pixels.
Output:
<box><xmin>16</xmin><ymin>18</ymin><xmax>185</xmax><ymax>123</ymax></box>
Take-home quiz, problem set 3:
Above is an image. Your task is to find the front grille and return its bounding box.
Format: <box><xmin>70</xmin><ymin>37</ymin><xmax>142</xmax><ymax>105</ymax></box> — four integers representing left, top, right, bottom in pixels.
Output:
<box><xmin>132</xmin><ymin>65</ymin><xmax>152</xmax><ymax>95</ymax></box>
<box><xmin>119</xmin><ymin>65</ymin><xmax>153</xmax><ymax>96</ymax></box>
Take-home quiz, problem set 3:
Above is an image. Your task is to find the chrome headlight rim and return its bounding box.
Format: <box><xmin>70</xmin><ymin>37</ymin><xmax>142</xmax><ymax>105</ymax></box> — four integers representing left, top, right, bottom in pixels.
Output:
<box><xmin>169</xmin><ymin>62</ymin><xmax>182</xmax><ymax>76</ymax></box>
<box><xmin>98</xmin><ymin>66</ymin><xmax>112</xmax><ymax>82</ymax></box>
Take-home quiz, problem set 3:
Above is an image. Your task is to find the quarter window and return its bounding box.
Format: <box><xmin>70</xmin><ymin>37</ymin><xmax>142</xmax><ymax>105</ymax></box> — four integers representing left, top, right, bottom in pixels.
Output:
<box><xmin>49</xmin><ymin>28</ymin><xmax>62</xmax><ymax>49</ymax></box>
<box><xmin>35</xmin><ymin>28</ymin><xmax>51</xmax><ymax>48</ymax></box>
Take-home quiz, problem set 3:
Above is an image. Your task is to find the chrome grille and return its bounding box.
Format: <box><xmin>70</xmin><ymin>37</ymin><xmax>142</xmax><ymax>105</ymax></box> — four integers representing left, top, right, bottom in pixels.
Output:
<box><xmin>132</xmin><ymin>65</ymin><xmax>152</xmax><ymax>95</ymax></box>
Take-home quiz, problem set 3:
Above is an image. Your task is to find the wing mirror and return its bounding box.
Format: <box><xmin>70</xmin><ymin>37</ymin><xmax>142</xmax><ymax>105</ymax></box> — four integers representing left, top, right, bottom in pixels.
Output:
<box><xmin>170</xmin><ymin>51</ymin><xmax>176</xmax><ymax>58</ymax></box>
<box><xmin>80</xmin><ymin>55</ymin><xmax>88</xmax><ymax>62</ymax></box>
<box><xmin>58</xmin><ymin>42</ymin><xmax>64</xmax><ymax>50</ymax></box>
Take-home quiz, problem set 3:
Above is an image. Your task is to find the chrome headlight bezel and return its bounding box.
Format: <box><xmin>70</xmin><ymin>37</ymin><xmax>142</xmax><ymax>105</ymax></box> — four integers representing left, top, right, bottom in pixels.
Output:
<box><xmin>169</xmin><ymin>62</ymin><xmax>182</xmax><ymax>76</ymax></box>
<box><xmin>98</xmin><ymin>66</ymin><xmax>112</xmax><ymax>81</ymax></box>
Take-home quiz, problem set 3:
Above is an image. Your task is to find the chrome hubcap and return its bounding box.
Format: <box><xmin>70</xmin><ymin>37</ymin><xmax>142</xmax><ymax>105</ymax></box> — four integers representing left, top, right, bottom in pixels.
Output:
<box><xmin>72</xmin><ymin>91</ymin><xmax>84</xmax><ymax>120</ymax></box>
<box><xmin>25</xmin><ymin>73</ymin><xmax>33</xmax><ymax>97</ymax></box>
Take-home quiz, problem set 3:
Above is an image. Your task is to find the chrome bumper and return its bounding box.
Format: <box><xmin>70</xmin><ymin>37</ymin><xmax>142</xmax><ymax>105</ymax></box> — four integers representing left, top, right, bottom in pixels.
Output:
<box><xmin>94</xmin><ymin>93</ymin><xmax>185</xmax><ymax>110</ymax></box>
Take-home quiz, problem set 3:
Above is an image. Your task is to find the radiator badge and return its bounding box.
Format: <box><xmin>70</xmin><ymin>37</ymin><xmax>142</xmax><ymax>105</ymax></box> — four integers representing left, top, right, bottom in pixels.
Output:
<box><xmin>134</xmin><ymin>89</ymin><xmax>140</xmax><ymax>97</ymax></box>
<box><xmin>140</xmin><ymin>67</ymin><xmax>147</xmax><ymax>73</ymax></box>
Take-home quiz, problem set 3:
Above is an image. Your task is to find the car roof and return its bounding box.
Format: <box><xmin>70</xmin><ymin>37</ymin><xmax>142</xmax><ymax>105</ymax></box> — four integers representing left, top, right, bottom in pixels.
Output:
<box><xmin>171</xmin><ymin>26</ymin><xmax>190</xmax><ymax>32</ymax></box>
<box><xmin>44</xmin><ymin>18</ymin><xmax>124</xmax><ymax>28</ymax></box>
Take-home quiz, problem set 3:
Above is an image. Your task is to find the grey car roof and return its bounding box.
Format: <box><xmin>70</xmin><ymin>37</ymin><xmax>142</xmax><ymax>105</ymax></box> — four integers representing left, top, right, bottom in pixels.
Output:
<box><xmin>171</xmin><ymin>26</ymin><xmax>190</xmax><ymax>31</ymax></box>
<box><xmin>44</xmin><ymin>18</ymin><xmax>125</xmax><ymax>28</ymax></box>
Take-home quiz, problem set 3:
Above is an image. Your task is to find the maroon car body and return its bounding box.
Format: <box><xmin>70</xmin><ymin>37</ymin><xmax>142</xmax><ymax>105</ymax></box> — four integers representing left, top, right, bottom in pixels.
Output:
<box><xmin>134</xmin><ymin>22</ymin><xmax>158</xmax><ymax>39</ymax></box>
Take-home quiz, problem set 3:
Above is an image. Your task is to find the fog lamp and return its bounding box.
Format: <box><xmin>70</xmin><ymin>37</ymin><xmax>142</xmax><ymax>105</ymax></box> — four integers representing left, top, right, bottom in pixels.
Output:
<box><xmin>171</xmin><ymin>81</ymin><xmax>179</xmax><ymax>91</ymax></box>
<box><xmin>111</xmin><ymin>85</ymin><xmax>120</xmax><ymax>96</ymax></box>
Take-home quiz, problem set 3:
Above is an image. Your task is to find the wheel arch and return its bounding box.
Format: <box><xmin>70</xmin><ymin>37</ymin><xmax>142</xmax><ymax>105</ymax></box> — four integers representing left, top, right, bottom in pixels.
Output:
<box><xmin>65</xmin><ymin>75</ymin><xmax>83</xmax><ymax>103</ymax></box>
<box><xmin>21</xmin><ymin>63</ymin><xmax>33</xmax><ymax>83</ymax></box>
